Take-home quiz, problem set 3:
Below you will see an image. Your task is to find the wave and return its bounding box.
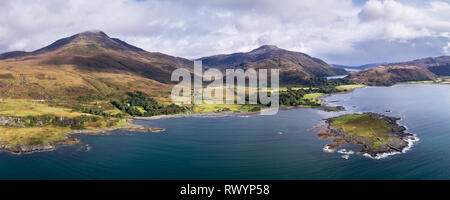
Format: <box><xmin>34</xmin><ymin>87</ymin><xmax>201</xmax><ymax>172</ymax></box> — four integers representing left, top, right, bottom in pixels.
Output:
<box><xmin>363</xmin><ymin>134</ymin><xmax>419</xmax><ymax>159</ymax></box>
<box><xmin>338</xmin><ymin>149</ymin><xmax>354</xmax><ymax>155</ymax></box>
<box><xmin>323</xmin><ymin>145</ymin><xmax>336</xmax><ymax>153</ymax></box>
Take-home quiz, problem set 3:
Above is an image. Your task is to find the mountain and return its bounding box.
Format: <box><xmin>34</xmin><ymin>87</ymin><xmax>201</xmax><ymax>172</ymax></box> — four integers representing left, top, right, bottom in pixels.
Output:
<box><xmin>0</xmin><ymin>51</ymin><xmax>29</xmax><ymax>60</ymax></box>
<box><xmin>0</xmin><ymin>31</ymin><xmax>193</xmax><ymax>102</ymax></box>
<box><xmin>0</xmin><ymin>31</ymin><xmax>193</xmax><ymax>83</ymax></box>
<box><xmin>199</xmin><ymin>45</ymin><xmax>347</xmax><ymax>84</ymax></box>
<box><xmin>347</xmin><ymin>65</ymin><xmax>437</xmax><ymax>86</ymax></box>
<box><xmin>386</xmin><ymin>56</ymin><xmax>450</xmax><ymax>76</ymax></box>
<box><xmin>337</xmin><ymin>56</ymin><xmax>449</xmax><ymax>86</ymax></box>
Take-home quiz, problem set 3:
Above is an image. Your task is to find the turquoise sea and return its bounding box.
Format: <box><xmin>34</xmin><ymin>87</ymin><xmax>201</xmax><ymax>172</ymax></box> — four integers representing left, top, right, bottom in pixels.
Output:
<box><xmin>0</xmin><ymin>84</ymin><xmax>449</xmax><ymax>180</ymax></box>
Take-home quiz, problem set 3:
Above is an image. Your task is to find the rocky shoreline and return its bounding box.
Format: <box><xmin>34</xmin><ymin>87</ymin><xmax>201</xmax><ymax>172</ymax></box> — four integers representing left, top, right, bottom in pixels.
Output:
<box><xmin>0</xmin><ymin>137</ymin><xmax>79</xmax><ymax>155</ymax></box>
<box><xmin>0</xmin><ymin>122</ymin><xmax>165</xmax><ymax>155</ymax></box>
<box><xmin>1</xmin><ymin>112</ymin><xmax>254</xmax><ymax>155</ymax></box>
<box><xmin>317</xmin><ymin>112</ymin><xmax>417</xmax><ymax>158</ymax></box>
<box><xmin>2</xmin><ymin>111</ymin><xmax>258</xmax><ymax>155</ymax></box>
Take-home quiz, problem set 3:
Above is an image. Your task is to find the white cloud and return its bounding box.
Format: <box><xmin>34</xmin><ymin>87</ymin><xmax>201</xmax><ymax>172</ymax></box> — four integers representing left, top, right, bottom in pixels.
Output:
<box><xmin>0</xmin><ymin>0</ymin><xmax>448</xmax><ymax>65</ymax></box>
<box><xmin>444</xmin><ymin>43</ymin><xmax>450</xmax><ymax>55</ymax></box>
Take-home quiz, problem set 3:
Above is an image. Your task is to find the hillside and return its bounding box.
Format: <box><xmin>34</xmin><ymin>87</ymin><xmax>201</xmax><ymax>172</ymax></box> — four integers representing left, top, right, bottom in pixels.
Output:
<box><xmin>199</xmin><ymin>45</ymin><xmax>347</xmax><ymax>84</ymax></box>
<box><xmin>0</xmin><ymin>31</ymin><xmax>193</xmax><ymax>103</ymax></box>
<box><xmin>347</xmin><ymin>65</ymin><xmax>437</xmax><ymax>86</ymax></box>
<box><xmin>387</xmin><ymin>56</ymin><xmax>450</xmax><ymax>76</ymax></box>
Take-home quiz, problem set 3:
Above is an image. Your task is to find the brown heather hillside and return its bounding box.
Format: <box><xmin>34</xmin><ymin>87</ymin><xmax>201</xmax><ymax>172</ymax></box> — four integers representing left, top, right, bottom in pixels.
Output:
<box><xmin>347</xmin><ymin>65</ymin><xmax>437</xmax><ymax>86</ymax></box>
<box><xmin>199</xmin><ymin>45</ymin><xmax>347</xmax><ymax>84</ymax></box>
<box><xmin>0</xmin><ymin>32</ymin><xmax>352</xmax><ymax>106</ymax></box>
<box><xmin>387</xmin><ymin>56</ymin><xmax>450</xmax><ymax>76</ymax></box>
<box><xmin>0</xmin><ymin>31</ymin><xmax>194</xmax><ymax>103</ymax></box>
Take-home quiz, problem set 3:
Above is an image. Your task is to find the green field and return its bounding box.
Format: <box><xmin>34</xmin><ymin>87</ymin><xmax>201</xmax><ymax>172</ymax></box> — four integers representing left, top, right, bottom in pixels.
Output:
<box><xmin>335</xmin><ymin>84</ymin><xmax>366</xmax><ymax>91</ymax></box>
<box><xmin>0</xmin><ymin>99</ymin><xmax>84</xmax><ymax>117</ymax></box>
<box><xmin>302</xmin><ymin>93</ymin><xmax>324</xmax><ymax>104</ymax></box>
<box><xmin>400</xmin><ymin>77</ymin><xmax>450</xmax><ymax>85</ymax></box>
<box><xmin>324</xmin><ymin>106</ymin><xmax>341</xmax><ymax>111</ymax></box>
<box><xmin>0</xmin><ymin>126</ymin><xmax>71</xmax><ymax>145</ymax></box>
<box><xmin>0</xmin><ymin>99</ymin><xmax>132</xmax><ymax>146</ymax></box>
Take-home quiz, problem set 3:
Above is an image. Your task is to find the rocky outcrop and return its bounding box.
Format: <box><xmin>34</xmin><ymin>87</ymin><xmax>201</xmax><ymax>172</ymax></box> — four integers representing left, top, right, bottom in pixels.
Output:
<box><xmin>319</xmin><ymin>112</ymin><xmax>415</xmax><ymax>158</ymax></box>
<box><xmin>0</xmin><ymin>137</ymin><xmax>79</xmax><ymax>154</ymax></box>
<box><xmin>0</xmin><ymin>115</ymin><xmax>98</xmax><ymax>128</ymax></box>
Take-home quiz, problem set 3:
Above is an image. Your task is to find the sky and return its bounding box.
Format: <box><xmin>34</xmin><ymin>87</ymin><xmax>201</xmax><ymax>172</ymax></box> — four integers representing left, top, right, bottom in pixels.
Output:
<box><xmin>0</xmin><ymin>0</ymin><xmax>449</xmax><ymax>65</ymax></box>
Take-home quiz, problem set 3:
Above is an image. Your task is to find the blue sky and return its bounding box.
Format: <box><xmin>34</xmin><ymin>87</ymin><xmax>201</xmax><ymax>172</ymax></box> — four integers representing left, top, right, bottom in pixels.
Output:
<box><xmin>0</xmin><ymin>0</ymin><xmax>449</xmax><ymax>65</ymax></box>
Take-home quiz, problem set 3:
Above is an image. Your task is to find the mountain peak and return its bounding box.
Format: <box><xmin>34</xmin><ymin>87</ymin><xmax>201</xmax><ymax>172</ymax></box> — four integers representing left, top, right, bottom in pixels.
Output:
<box><xmin>72</xmin><ymin>30</ymin><xmax>111</xmax><ymax>42</ymax></box>
<box><xmin>249</xmin><ymin>45</ymin><xmax>282</xmax><ymax>54</ymax></box>
<box><xmin>199</xmin><ymin>44</ymin><xmax>347</xmax><ymax>83</ymax></box>
<box><xmin>29</xmin><ymin>31</ymin><xmax>113</xmax><ymax>54</ymax></box>
<box><xmin>80</xmin><ymin>30</ymin><xmax>106</xmax><ymax>34</ymax></box>
<box><xmin>75</xmin><ymin>30</ymin><xmax>109</xmax><ymax>38</ymax></box>
<box><xmin>34</xmin><ymin>30</ymin><xmax>144</xmax><ymax>54</ymax></box>
<box><xmin>253</xmin><ymin>45</ymin><xmax>280</xmax><ymax>51</ymax></box>
<box><xmin>0</xmin><ymin>30</ymin><xmax>146</xmax><ymax>59</ymax></box>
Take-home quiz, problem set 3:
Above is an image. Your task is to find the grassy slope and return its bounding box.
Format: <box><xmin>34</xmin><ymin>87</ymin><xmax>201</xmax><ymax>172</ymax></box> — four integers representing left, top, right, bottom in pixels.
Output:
<box><xmin>0</xmin><ymin>99</ymin><xmax>83</xmax><ymax>117</ymax></box>
<box><xmin>303</xmin><ymin>93</ymin><xmax>324</xmax><ymax>104</ymax></box>
<box><xmin>0</xmin><ymin>99</ymin><xmax>130</xmax><ymax>146</ymax></box>
<box><xmin>0</xmin><ymin>126</ymin><xmax>72</xmax><ymax>145</ymax></box>
<box><xmin>0</xmin><ymin>63</ymin><xmax>173</xmax><ymax>103</ymax></box>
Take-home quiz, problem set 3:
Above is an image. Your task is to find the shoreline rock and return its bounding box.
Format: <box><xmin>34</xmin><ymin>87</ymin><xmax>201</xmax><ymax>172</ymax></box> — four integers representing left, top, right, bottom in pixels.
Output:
<box><xmin>0</xmin><ymin>137</ymin><xmax>78</xmax><ymax>155</ymax></box>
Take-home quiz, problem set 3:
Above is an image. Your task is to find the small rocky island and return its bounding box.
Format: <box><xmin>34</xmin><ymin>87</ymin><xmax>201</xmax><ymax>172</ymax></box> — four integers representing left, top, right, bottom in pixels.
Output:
<box><xmin>313</xmin><ymin>112</ymin><xmax>417</xmax><ymax>158</ymax></box>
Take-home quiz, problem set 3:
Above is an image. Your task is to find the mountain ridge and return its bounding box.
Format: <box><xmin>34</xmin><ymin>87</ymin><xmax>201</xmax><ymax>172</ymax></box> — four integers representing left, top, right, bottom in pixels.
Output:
<box><xmin>0</xmin><ymin>31</ymin><xmax>195</xmax><ymax>102</ymax></box>
<box><xmin>386</xmin><ymin>56</ymin><xmax>450</xmax><ymax>76</ymax></box>
<box><xmin>347</xmin><ymin>65</ymin><xmax>437</xmax><ymax>86</ymax></box>
<box><xmin>199</xmin><ymin>45</ymin><xmax>347</xmax><ymax>84</ymax></box>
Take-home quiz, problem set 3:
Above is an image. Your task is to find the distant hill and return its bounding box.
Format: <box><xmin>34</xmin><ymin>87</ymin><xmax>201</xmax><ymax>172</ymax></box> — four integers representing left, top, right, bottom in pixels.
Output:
<box><xmin>0</xmin><ymin>31</ymin><xmax>193</xmax><ymax>102</ymax></box>
<box><xmin>336</xmin><ymin>56</ymin><xmax>450</xmax><ymax>75</ymax></box>
<box><xmin>332</xmin><ymin>63</ymin><xmax>388</xmax><ymax>70</ymax></box>
<box><xmin>386</xmin><ymin>56</ymin><xmax>450</xmax><ymax>76</ymax></box>
<box><xmin>199</xmin><ymin>45</ymin><xmax>347</xmax><ymax>84</ymax></box>
<box><xmin>347</xmin><ymin>65</ymin><xmax>437</xmax><ymax>86</ymax></box>
<box><xmin>338</xmin><ymin>56</ymin><xmax>449</xmax><ymax>86</ymax></box>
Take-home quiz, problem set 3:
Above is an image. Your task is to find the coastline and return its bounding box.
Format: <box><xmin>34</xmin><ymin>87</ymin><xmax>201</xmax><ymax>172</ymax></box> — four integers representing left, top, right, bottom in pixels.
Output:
<box><xmin>1</xmin><ymin>120</ymin><xmax>165</xmax><ymax>155</ymax></box>
<box><xmin>0</xmin><ymin>87</ymin><xmax>363</xmax><ymax>155</ymax></box>
<box><xmin>133</xmin><ymin>106</ymin><xmax>329</xmax><ymax>121</ymax></box>
<box><xmin>362</xmin><ymin>120</ymin><xmax>420</xmax><ymax>159</ymax></box>
<box><xmin>133</xmin><ymin>111</ymin><xmax>259</xmax><ymax>121</ymax></box>
<box><xmin>4</xmin><ymin>83</ymin><xmax>436</xmax><ymax>155</ymax></box>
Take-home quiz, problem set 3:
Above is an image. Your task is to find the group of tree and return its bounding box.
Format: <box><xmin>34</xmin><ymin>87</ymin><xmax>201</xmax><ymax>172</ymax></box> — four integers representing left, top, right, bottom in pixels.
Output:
<box><xmin>279</xmin><ymin>79</ymin><xmax>349</xmax><ymax>106</ymax></box>
<box><xmin>111</xmin><ymin>91</ymin><xmax>187</xmax><ymax>117</ymax></box>
<box><xmin>279</xmin><ymin>88</ymin><xmax>320</xmax><ymax>106</ymax></box>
